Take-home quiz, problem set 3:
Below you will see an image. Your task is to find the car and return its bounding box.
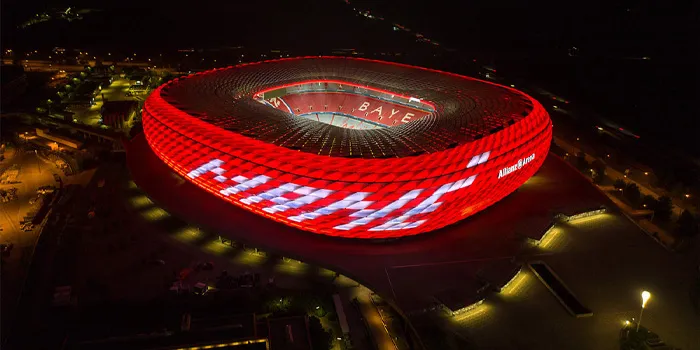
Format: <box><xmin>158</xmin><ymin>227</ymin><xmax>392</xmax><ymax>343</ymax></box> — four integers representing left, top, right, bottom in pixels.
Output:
<box><xmin>240</xmin><ymin>272</ymin><xmax>254</xmax><ymax>288</ymax></box>
<box><xmin>144</xmin><ymin>258</ymin><xmax>165</xmax><ymax>266</ymax></box>
<box><xmin>196</xmin><ymin>261</ymin><xmax>214</xmax><ymax>271</ymax></box>
<box><xmin>1</xmin><ymin>243</ymin><xmax>14</xmax><ymax>255</ymax></box>
<box><xmin>192</xmin><ymin>282</ymin><xmax>208</xmax><ymax>296</ymax></box>
<box><xmin>37</xmin><ymin>185</ymin><xmax>56</xmax><ymax>194</ymax></box>
<box><xmin>170</xmin><ymin>281</ymin><xmax>184</xmax><ymax>294</ymax></box>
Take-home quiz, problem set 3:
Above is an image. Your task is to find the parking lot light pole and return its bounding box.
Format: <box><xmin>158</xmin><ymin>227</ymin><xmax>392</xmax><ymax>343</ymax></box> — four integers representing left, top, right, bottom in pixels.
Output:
<box><xmin>35</xmin><ymin>149</ymin><xmax>41</xmax><ymax>174</ymax></box>
<box><xmin>637</xmin><ymin>291</ymin><xmax>651</xmax><ymax>332</ymax></box>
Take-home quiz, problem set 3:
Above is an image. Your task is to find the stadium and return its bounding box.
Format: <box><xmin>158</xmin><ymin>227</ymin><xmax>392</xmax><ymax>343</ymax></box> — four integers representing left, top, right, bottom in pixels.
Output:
<box><xmin>141</xmin><ymin>56</ymin><xmax>552</xmax><ymax>239</ymax></box>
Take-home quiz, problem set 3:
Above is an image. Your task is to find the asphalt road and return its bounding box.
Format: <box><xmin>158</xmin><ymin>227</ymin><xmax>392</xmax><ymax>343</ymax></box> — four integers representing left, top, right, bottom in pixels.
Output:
<box><xmin>3</xmin><ymin>59</ymin><xmax>153</xmax><ymax>73</ymax></box>
<box><xmin>353</xmin><ymin>288</ymin><xmax>398</xmax><ymax>350</ymax></box>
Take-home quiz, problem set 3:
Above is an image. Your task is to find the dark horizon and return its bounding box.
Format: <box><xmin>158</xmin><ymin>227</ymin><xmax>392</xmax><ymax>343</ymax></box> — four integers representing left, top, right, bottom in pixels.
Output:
<box><xmin>1</xmin><ymin>0</ymin><xmax>698</xmax><ymax>155</ymax></box>
<box><xmin>3</xmin><ymin>0</ymin><xmax>697</xmax><ymax>57</ymax></box>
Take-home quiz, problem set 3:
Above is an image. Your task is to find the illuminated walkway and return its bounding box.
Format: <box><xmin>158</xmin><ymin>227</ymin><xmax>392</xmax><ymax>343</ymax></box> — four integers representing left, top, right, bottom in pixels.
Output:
<box><xmin>448</xmin><ymin>211</ymin><xmax>700</xmax><ymax>350</ymax></box>
<box><xmin>352</xmin><ymin>288</ymin><xmax>398</xmax><ymax>350</ymax></box>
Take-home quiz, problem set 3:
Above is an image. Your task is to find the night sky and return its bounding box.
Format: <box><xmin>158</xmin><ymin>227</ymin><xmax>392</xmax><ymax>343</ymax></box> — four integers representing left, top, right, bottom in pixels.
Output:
<box><xmin>2</xmin><ymin>0</ymin><xmax>698</xmax><ymax>153</ymax></box>
<box><xmin>3</xmin><ymin>0</ymin><xmax>696</xmax><ymax>58</ymax></box>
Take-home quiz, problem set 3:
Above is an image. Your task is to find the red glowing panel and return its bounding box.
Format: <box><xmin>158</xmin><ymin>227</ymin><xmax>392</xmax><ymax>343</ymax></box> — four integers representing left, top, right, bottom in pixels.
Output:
<box><xmin>142</xmin><ymin>57</ymin><xmax>552</xmax><ymax>239</ymax></box>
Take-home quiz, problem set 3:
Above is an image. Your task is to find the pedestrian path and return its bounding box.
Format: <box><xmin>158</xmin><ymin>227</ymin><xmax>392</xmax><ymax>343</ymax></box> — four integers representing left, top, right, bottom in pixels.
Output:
<box><xmin>349</xmin><ymin>287</ymin><xmax>398</xmax><ymax>350</ymax></box>
<box><xmin>554</xmin><ymin>136</ymin><xmax>687</xmax><ymax>217</ymax></box>
<box><xmin>553</xmin><ymin>136</ymin><xmax>677</xmax><ymax>248</ymax></box>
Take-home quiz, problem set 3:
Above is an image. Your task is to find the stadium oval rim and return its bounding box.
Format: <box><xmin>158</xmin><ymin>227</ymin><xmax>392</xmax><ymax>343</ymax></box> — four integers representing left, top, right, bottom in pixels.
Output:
<box><xmin>141</xmin><ymin>56</ymin><xmax>553</xmax><ymax>239</ymax></box>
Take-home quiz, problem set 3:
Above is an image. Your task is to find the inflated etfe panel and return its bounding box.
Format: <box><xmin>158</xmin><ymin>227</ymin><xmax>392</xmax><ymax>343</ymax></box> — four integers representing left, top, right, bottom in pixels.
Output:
<box><xmin>142</xmin><ymin>57</ymin><xmax>552</xmax><ymax>239</ymax></box>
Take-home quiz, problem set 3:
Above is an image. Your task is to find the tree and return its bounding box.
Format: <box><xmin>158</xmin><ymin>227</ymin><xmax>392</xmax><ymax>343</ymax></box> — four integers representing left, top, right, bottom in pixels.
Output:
<box><xmin>676</xmin><ymin>210</ymin><xmax>698</xmax><ymax>238</ymax></box>
<box><xmin>45</xmin><ymin>99</ymin><xmax>55</xmax><ymax>113</ymax></box>
<box><xmin>307</xmin><ymin>316</ymin><xmax>332</xmax><ymax>350</ymax></box>
<box><xmin>128</xmin><ymin>121</ymin><xmax>143</xmax><ymax>139</ymax></box>
<box><xmin>655</xmin><ymin>196</ymin><xmax>674</xmax><ymax>221</ymax></box>
<box><xmin>591</xmin><ymin>159</ymin><xmax>606</xmax><ymax>184</ymax></box>
<box><xmin>624</xmin><ymin>183</ymin><xmax>641</xmax><ymax>206</ymax></box>
<box><xmin>575</xmin><ymin>152</ymin><xmax>589</xmax><ymax>171</ymax></box>
<box><xmin>37</xmin><ymin>100</ymin><xmax>53</xmax><ymax>114</ymax></box>
<box><xmin>265</xmin><ymin>296</ymin><xmax>291</xmax><ymax>314</ymax></box>
<box><xmin>641</xmin><ymin>195</ymin><xmax>658</xmax><ymax>210</ymax></box>
<box><xmin>614</xmin><ymin>179</ymin><xmax>627</xmax><ymax>191</ymax></box>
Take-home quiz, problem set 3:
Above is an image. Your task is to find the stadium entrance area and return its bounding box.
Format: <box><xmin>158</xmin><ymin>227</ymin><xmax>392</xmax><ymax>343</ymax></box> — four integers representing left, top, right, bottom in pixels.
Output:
<box><xmin>255</xmin><ymin>80</ymin><xmax>435</xmax><ymax>129</ymax></box>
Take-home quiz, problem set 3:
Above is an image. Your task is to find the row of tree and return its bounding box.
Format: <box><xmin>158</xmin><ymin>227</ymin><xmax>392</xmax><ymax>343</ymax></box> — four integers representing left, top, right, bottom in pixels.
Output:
<box><xmin>36</xmin><ymin>67</ymin><xmax>94</xmax><ymax>114</ymax></box>
<box><xmin>569</xmin><ymin>147</ymin><xmax>699</xmax><ymax>239</ymax></box>
<box><xmin>613</xmin><ymin>179</ymin><xmax>698</xmax><ymax>238</ymax></box>
<box><xmin>572</xmin><ymin>129</ymin><xmax>699</xmax><ymax>211</ymax></box>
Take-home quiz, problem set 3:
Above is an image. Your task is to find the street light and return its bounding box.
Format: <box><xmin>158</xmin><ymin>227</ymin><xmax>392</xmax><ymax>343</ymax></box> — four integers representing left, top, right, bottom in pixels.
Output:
<box><xmin>636</xmin><ymin>290</ymin><xmax>651</xmax><ymax>332</ymax></box>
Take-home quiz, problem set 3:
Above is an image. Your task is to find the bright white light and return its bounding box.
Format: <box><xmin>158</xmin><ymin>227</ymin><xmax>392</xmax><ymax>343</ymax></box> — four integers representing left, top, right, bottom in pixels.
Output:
<box><xmin>641</xmin><ymin>291</ymin><xmax>651</xmax><ymax>308</ymax></box>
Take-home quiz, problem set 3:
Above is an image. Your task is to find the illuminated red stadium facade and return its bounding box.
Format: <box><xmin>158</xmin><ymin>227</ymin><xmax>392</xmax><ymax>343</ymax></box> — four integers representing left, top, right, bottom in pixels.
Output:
<box><xmin>142</xmin><ymin>57</ymin><xmax>552</xmax><ymax>239</ymax></box>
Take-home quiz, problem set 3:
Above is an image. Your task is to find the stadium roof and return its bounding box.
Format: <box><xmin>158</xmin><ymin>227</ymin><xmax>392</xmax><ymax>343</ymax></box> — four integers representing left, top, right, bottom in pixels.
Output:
<box><xmin>158</xmin><ymin>56</ymin><xmax>536</xmax><ymax>159</ymax></box>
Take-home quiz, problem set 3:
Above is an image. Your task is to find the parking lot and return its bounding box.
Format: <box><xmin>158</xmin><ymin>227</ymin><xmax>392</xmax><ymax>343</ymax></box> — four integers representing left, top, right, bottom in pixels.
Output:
<box><xmin>1</xmin><ymin>145</ymin><xmax>63</xmax><ymax>258</ymax></box>
<box><xmin>71</xmin><ymin>78</ymin><xmax>139</xmax><ymax>126</ymax></box>
<box><xmin>1</xmin><ymin>144</ymin><xmax>66</xmax><ymax>344</ymax></box>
